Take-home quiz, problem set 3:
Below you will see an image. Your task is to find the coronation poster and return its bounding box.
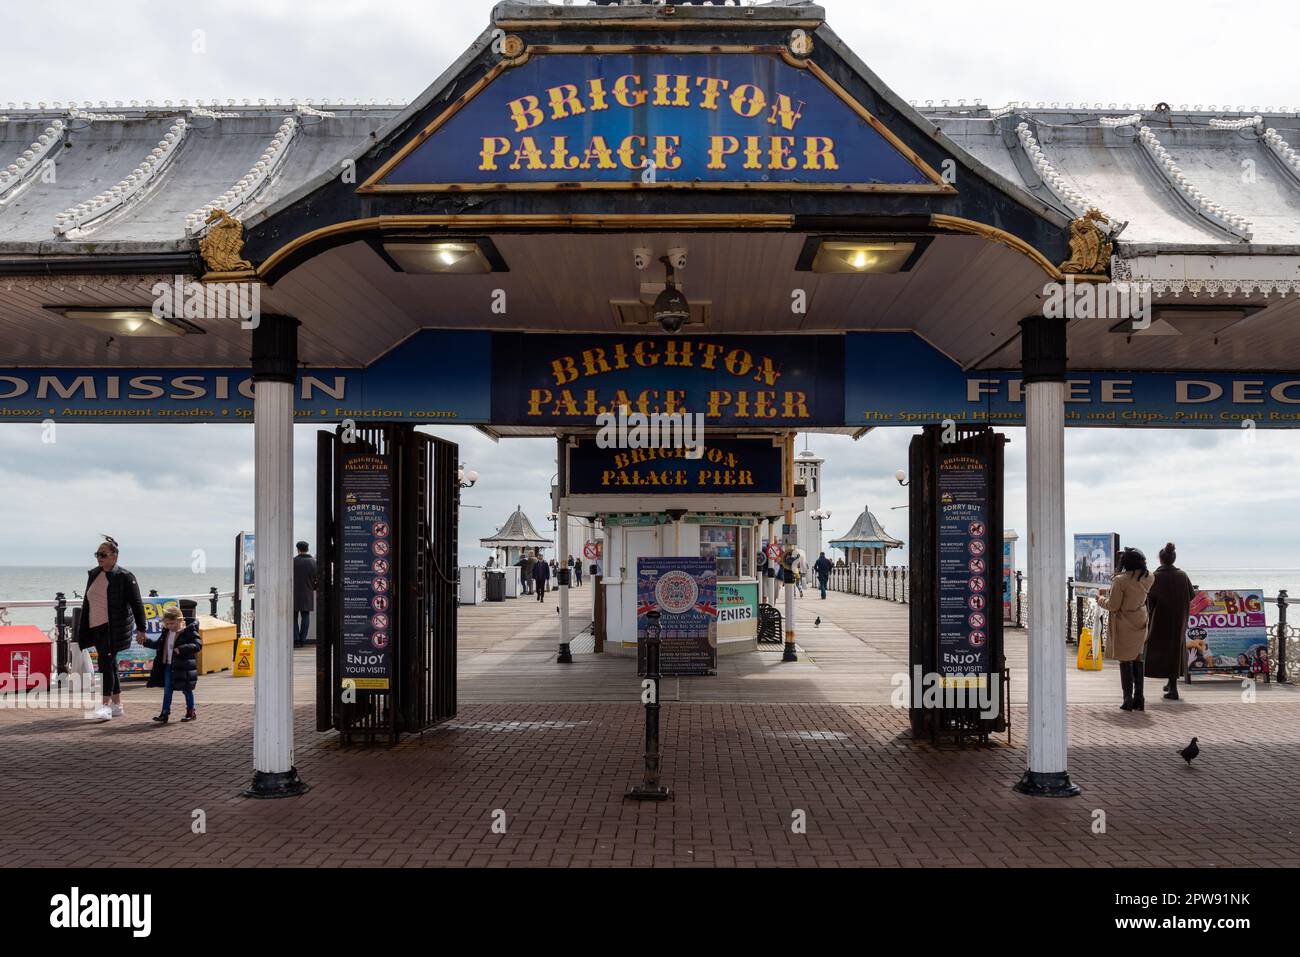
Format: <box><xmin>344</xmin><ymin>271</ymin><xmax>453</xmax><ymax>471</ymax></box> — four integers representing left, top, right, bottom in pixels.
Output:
<box><xmin>636</xmin><ymin>557</ymin><xmax>717</xmax><ymax>677</ymax></box>
<box><xmin>339</xmin><ymin>453</ymin><xmax>394</xmax><ymax>691</ymax></box>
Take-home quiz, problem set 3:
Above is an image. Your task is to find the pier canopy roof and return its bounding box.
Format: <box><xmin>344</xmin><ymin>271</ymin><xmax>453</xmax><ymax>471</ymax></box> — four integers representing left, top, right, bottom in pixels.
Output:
<box><xmin>3</xmin><ymin>0</ymin><xmax>1300</xmax><ymax>388</ymax></box>
<box><xmin>480</xmin><ymin>506</ymin><xmax>552</xmax><ymax>551</ymax></box>
<box><xmin>830</xmin><ymin>505</ymin><xmax>903</xmax><ymax>552</ymax></box>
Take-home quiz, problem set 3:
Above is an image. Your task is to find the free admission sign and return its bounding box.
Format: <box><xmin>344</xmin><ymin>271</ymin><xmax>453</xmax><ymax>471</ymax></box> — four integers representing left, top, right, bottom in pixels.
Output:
<box><xmin>362</xmin><ymin>51</ymin><xmax>946</xmax><ymax>192</ymax></box>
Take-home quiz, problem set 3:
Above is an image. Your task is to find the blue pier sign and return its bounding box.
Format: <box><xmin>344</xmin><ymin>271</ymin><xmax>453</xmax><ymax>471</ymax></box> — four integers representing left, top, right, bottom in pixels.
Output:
<box><xmin>361</xmin><ymin>51</ymin><xmax>948</xmax><ymax>192</ymax></box>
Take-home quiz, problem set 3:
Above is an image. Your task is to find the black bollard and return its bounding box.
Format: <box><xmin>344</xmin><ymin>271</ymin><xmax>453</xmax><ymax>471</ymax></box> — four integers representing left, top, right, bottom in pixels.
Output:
<box><xmin>627</xmin><ymin>610</ymin><xmax>671</xmax><ymax>801</ymax></box>
<box><xmin>209</xmin><ymin>586</ymin><xmax>219</xmax><ymax>617</ymax></box>
<box><xmin>1277</xmin><ymin>591</ymin><xmax>1290</xmax><ymax>684</ymax></box>
<box><xmin>54</xmin><ymin>592</ymin><xmax>68</xmax><ymax>675</ymax></box>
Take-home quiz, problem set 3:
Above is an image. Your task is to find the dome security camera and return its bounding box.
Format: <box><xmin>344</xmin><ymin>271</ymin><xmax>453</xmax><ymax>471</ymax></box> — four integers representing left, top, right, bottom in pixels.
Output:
<box><xmin>633</xmin><ymin>247</ymin><xmax>653</xmax><ymax>271</ymax></box>
<box><xmin>653</xmin><ymin>255</ymin><xmax>689</xmax><ymax>333</ymax></box>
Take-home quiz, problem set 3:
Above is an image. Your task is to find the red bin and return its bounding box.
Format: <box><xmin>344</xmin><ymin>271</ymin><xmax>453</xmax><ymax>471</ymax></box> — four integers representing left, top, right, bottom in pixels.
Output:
<box><xmin>0</xmin><ymin>626</ymin><xmax>54</xmax><ymax>692</ymax></box>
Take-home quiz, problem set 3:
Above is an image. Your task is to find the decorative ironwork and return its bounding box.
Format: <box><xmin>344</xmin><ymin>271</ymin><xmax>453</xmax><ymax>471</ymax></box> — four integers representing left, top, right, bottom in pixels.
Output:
<box><xmin>1060</xmin><ymin>208</ymin><xmax>1113</xmax><ymax>274</ymax></box>
<box><xmin>198</xmin><ymin>208</ymin><xmax>253</xmax><ymax>273</ymax></box>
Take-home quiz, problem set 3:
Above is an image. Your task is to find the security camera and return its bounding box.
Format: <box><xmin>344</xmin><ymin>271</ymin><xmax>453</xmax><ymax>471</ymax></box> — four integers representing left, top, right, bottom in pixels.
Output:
<box><xmin>666</xmin><ymin>245</ymin><xmax>687</xmax><ymax>271</ymax></box>
<box><xmin>633</xmin><ymin>247</ymin><xmax>653</xmax><ymax>271</ymax></box>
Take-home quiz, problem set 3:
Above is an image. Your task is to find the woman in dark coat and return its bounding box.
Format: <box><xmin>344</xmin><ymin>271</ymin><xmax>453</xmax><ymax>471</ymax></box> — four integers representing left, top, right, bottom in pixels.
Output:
<box><xmin>75</xmin><ymin>537</ymin><xmax>147</xmax><ymax>721</ymax></box>
<box><xmin>1145</xmin><ymin>542</ymin><xmax>1197</xmax><ymax>700</ymax></box>
<box><xmin>140</xmin><ymin>605</ymin><xmax>202</xmax><ymax>723</ymax></box>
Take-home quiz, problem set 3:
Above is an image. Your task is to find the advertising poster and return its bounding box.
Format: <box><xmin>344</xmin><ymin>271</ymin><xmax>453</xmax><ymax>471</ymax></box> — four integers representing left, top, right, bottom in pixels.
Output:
<box><xmin>98</xmin><ymin>595</ymin><xmax>178</xmax><ymax>680</ymax></box>
<box><xmin>937</xmin><ymin>454</ymin><xmax>990</xmax><ymax>688</ymax></box>
<box><xmin>716</xmin><ymin>580</ymin><xmax>759</xmax><ymax>642</ymax></box>
<box><xmin>1186</xmin><ymin>589</ymin><xmax>1270</xmax><ymax>675</ymax></box>
<box><xmin>1001</xmin><ymin>536</ymin><xmax>1015</xmax><ymax>624</ymax></box>
<box><xmin>637</xmin><ymin>557</ymin><xmax>717</xmax><ymax>676</ymax></box>
<box><xmin>237</xmin><ymin>532</ymin><xmax>256</xmax><ymax>598</ymax></box>
<box><xmin>339</xmin><ymin>453</ymin><xmax>394</xmax><ymax>691</ymax></box>
<box><xmin>1073</xmin><ymin>533</ymin><xmax>1118</xmax><ymax>591</ymax></box>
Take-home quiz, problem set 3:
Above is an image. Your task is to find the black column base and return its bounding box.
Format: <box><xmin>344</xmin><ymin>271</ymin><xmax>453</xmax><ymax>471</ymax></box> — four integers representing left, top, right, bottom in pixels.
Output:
<box><xmin>626</xmin><ymin>784</ymin><xmax>672</xmax><ymax>801</ymax></box>
<box><xmin>782</xmin><ymin>642</ymin><xmax>798</xmax><ymax>662</ymax></box>
<box><xmin>557</xmin><ymin>643</ymin><xmax>573</xmax><ymax>664</ymax></box>
<box><xmin>1013</xmin><ymin>769</ymin><xmax>1081</xmax><ymax>798</ymax></box>
<box><xmin>243</xmin><ymin>767</ymin><xmax>310</xmax><ymax>799</ymax></box>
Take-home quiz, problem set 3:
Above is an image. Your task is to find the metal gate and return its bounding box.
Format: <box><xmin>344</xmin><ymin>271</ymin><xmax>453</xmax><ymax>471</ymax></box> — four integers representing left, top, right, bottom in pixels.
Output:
<box><xmin>316</xmin><ymin>423</ymin><xmax>458</xmax><ymax>743</ymax></box>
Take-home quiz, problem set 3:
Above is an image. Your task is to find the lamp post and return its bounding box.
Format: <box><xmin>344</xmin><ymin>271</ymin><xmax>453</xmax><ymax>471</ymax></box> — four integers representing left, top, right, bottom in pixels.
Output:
<box><xmin>810</xmin><ymin>507</ymin><xmax>831</xmax><ymax>561</ymax></box>
<box><xmin>895</xmin><ymin>469</ymin><xmax>909</xmax><ymax>487</ymax></box>
<box><xmin>457</xmin><ymin>465</ymin><xmax>478</xmax><ymax>490</ymax></box>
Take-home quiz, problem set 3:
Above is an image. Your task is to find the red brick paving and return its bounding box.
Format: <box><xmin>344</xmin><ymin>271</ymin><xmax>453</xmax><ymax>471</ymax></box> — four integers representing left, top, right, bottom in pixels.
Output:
<box><xmin>1</xmin><ymin>697</ymin><xmax>1297</xmax><ymax>867</ymax></box>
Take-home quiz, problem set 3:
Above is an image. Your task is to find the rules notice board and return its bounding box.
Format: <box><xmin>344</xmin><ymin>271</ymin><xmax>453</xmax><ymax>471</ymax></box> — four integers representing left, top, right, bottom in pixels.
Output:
<box><xmin>936</xmin><ymin>453</ymin><xmax>991</xmax><ymax>688</ymax></box>
<box><xmin>637</xmin><ymin>557</ymin><xmax>717</xmax><ymax>676</ymax></box>
<box><xmin>339</xmin><ymin>452</ymin><xmax>394</xmax><ymax>691</ymax></box>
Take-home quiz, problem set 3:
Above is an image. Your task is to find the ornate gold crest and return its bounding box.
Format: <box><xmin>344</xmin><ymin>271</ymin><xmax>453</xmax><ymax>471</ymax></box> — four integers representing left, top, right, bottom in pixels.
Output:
<box><xmin>198</xmin><ymin>208</ymin><xmax>253</xmax><ymax>273</ymax></box>
<box><xmin>1060</xmin><ymin>208</ymin><xmax>1113</xmax><ymax>275</ymax></box>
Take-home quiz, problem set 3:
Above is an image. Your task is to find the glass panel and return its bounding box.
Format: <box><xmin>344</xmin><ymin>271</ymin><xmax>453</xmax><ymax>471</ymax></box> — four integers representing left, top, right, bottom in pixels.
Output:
<box><xmin>699</xmin><ymin>525</ymin><xmax>738</xmax><ymax>578</ymax></box>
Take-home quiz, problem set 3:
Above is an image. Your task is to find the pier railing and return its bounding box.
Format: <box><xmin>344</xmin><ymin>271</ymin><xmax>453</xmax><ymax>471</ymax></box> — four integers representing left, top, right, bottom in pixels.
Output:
<box><xmin>0</xmin><ymin>588</ymin><xmax>237</xmax><ymax>674</ymax></box>
<box><xmin>827</xmin><ymin>564</ymin><xmax>1297</xmax><ymax>683</ymax></box>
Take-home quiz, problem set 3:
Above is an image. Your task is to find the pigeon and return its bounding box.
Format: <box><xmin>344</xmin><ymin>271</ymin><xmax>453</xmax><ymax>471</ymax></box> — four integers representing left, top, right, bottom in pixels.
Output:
<box><xmin>1179</xmin><ymin>737</ymin><xmax>1199</xmax><ymax>766</ymax></box>
<box><xmin>814</xmin><ymin>616</ymin><xmax>821</xmax><ymax>628</ymax></box>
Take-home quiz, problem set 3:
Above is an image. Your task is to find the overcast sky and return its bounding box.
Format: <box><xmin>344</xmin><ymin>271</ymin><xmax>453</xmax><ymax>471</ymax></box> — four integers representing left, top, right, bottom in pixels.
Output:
<box><xmin>3</xmin><ymin>0</ymin><xmax>1299</xmax><ymax>573</ymax></box>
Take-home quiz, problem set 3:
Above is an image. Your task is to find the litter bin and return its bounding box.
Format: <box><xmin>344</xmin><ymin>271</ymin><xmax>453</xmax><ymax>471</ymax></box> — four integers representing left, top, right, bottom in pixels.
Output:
<box><xmin>486</xmin><ymin>570</ymin><xmax>506</xmax><ymax>602</ymax></box>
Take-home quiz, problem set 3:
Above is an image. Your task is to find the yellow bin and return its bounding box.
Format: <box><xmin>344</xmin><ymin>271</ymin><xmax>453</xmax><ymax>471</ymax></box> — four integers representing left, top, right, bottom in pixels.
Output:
<box><xmin>195</xmin><ymin>615</ymin><xmax>237</xmax><ymax>675</ymax></box>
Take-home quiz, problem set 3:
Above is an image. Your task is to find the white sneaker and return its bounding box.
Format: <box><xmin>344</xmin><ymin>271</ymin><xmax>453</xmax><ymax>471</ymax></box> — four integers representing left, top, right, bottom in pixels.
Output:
<box><xmin>110</xmin><ymin>703</ymin><xmax>124</xmax><ymax>718</ymax></box>
<box><xmin>87</xmin><ymin>705</ymin><xmax>112</xmax><ymax>721</ymax></box>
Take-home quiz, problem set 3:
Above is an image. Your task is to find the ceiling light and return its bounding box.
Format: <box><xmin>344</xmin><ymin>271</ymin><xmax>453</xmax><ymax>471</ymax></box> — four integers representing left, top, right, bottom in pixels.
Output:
<box><xmin>797</xmin><ymin>236</ymin><xmax>931</xmax><ymax>274</ymax></box>
<box><xmin>373</xmin><ymin>237</ymin><xmax>506</xmax><ymax>274</ymax></box>
<box><xmin>52</xmin><ymin>308</ymin><xmax>196</xmax><ymax>337</ymax></box>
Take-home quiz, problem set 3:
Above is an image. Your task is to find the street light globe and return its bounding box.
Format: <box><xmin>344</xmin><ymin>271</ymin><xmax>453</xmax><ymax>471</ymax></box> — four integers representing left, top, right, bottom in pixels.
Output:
<box><xmin>894</xmin><ymin>469</ymin><xmax>907</xmax><ymax>484</ymax></box>
<box><xmin>465</xmin><ymin>469</ymin><xmax>479</xmax><ymax>484</ymax></box>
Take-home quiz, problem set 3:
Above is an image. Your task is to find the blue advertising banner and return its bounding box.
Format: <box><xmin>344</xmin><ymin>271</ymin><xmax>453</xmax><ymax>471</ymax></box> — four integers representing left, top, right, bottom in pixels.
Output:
<box><xmin>636</xmin><ymin>556</ymin><xmax>717</xmax><ymax>676</ymax></box>
<box><xmin>937</xmin><ymin>454</ymin><xmax>991</xmax><ymax>688</ymax></box>
<box><xmin>847</xmin><ymin>332</ymin><xmax>1300</xmax><ymax>429</ymax></box>
<box><xmin>567</xmin><ymin>436</ymin><xmax>783</xmax><ymax>495</ymax></box>
<box><xmin>493</xmin><ymin>333</ymin><xmax>843</xmax><ymax>428</ymax></box>
<box><xmin>339</xmin><ymin>453</ymin><xmax>394</xmax><ymax>691</ymax></box>
<box><xmin>5</xmin><ymin>329</ymin><xmax>1300</xmax><ymax>428</ymax></box>
<box><xmin>370</xmin><ymin>52</ymin><xmax>937</xmax><ymax>191</ymax></box>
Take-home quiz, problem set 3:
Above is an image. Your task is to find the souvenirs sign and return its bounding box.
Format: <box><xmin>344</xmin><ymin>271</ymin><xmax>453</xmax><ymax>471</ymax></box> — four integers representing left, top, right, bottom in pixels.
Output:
<box><xmin>363</xmin><ymin>52</ymin><xmax>943</xmax><ymax>191</ymax></box>
<box><xmin>936</xmin><ymin>454</ymin><xmax>991</xmax><ymax>688</ymax></box>
<box><xmin>339</xmin><ymin>453</ymin><xmax>394</xmax><ymax>691</ymax></box>
<box><xmin>637</xmin><ymin>557</ymin><xmax>717</xmax><ymax>676</ymax></box>
<box><xmin>1186</xmin><ymin>589</ymin><xmax>1269</xmax><ymax>676</ymax></box>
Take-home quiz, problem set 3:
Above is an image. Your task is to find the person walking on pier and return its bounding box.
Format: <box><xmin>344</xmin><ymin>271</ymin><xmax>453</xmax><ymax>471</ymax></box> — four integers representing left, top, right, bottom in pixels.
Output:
<box><xmin>1097</xmin><ymin>547</ymin><xmax>1152</xmax><ymax>711</ymax></box>
<box><xmin>519</xmin><ymin>551</ymin><xmax>535</xmax><ymax>595</ymax></box>
<box><xmin>140</xmin><ymin>605</ymin><xmax>202</xmax><ymax>723</ymax></box>
<box><xmin>1144</xmin><ymin>542</ymin><xmax>1196</xmax><ymax>701</ymax></box>
<box><xmin>572</xmin><ymin>557</ymin><xmax>582</xmax><ymax>587</ymax></box>
<box><xmin>814</xmin><ymin>552</ymin><xmax>833</xmax><ymax>599</ymax></box>
<box><xmin>76</xmin><ymin>537</ymin><xmax>146</xmax><ymax>721</ymax></box>
<box><xmin>293</xmin><ymin>541</ymin><xmax>317</xmax><ymax>648</ymax></box>
<box><xmin>533</xmin><ymin>555</ymin><xmax>551</xmax><ymax>603</ymax></box>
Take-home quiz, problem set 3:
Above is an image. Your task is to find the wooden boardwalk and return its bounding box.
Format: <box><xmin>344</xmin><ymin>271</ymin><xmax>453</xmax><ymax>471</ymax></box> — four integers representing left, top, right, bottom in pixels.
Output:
<box><xmin>183</xmin><ymin>585</ymin><xmax>1297</xmax><ymax>708</ymax></box>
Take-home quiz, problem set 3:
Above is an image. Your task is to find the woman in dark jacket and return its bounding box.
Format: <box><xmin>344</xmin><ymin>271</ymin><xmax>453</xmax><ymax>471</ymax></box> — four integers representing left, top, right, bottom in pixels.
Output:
<box><xmin>140</xmin><ymin>605</ymin><xmax>202</xmax><ymax>723</ymax></box>
<box><xmin>1145</xmin><ymin>542</ymin><xmax>1197</xmax><ymax>700</ymax></box>
<box><xmin>76</xmin><ymin>537</ymin><xmax>147</xmax><ymax>721</ymax></box>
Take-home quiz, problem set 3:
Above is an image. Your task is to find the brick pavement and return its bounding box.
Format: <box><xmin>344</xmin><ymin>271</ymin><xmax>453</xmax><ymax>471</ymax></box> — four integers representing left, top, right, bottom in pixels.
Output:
<box><xmin>2</xmin><ymin>695</ymin><xmax>1297</xmax><ymax>867</ymax></box>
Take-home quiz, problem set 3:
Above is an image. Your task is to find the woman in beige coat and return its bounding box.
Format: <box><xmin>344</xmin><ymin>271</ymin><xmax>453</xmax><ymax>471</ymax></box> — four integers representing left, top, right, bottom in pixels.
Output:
<box><xmin>1097</xmin><ymin>548</ymin><xmax>1153</xmax><ymax>711</ymax></box>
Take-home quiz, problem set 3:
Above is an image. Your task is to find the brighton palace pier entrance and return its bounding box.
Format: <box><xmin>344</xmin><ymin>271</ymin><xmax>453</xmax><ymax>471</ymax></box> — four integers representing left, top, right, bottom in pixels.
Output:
<box><xmin>3</xmin><ymin>1</ymin><xmax>1300</xmax><ymax>803</ymax></box>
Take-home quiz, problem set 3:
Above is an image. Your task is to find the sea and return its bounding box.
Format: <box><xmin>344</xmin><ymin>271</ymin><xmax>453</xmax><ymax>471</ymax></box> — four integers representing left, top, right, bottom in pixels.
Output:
<box><xmin>1</xmin><ymin>565</ymin><xmax>1296</xmax><ymax>633</ymax></box>
<box><xmin>0</xmin><ymin>566</ymin><xmax>238</xmax><ymax>633</ymax></box>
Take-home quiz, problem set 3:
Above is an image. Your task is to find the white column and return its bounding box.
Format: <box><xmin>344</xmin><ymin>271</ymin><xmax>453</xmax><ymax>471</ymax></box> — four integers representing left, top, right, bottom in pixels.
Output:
<box><xmin>1019</xmin><ymin>378</ymin><xmax>1077</xmax><ymax>795</ymax></box>
<box><xmin>250</xmin><ymin>377</ymin><xmax>298</xmax><ymax>790</ymax></box>
<box><xmin>557</xmin><ymin>503</ymin><xmax>571</xmax><ymax>662</ymax></box>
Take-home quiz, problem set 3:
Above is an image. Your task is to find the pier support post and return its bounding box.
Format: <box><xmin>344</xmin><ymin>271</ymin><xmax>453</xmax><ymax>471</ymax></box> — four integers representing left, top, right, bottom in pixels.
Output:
<box><xmin>246</xmin><ymin>314</ymin><xmax>308</xmax><ymax>798</ymax></box>
<box><xmin>558</xmin><ymin>502</ymin><xmax>572</xmax><ymax>663</ymax></box>
<box><xmin>1014</xmin><ymin>316</ymin><xmax>1078</xmax><ymax>797</ymax></box>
